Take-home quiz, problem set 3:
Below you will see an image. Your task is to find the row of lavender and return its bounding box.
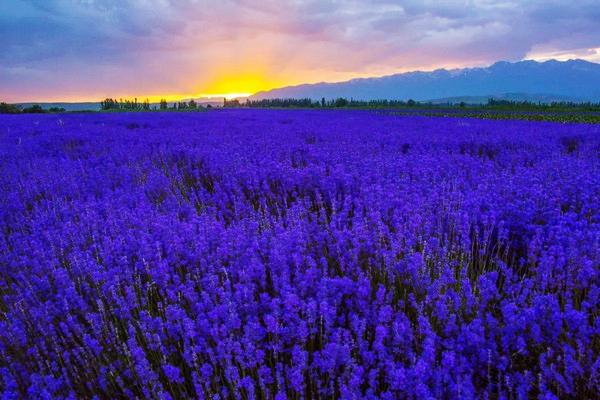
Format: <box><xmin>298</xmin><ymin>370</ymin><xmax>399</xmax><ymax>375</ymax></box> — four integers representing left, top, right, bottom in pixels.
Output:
<box><xmin>1</xmin><ymin>110</ymin><xmax>598</xmax><ymax>399</ymax></box>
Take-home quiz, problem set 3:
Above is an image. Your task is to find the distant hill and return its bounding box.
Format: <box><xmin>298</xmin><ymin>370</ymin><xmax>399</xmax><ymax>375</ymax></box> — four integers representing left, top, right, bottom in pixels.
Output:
<box><xmin>251</xmin><ymin>59</ymin><xmax>600</xmax><ymax>103</ymax></box>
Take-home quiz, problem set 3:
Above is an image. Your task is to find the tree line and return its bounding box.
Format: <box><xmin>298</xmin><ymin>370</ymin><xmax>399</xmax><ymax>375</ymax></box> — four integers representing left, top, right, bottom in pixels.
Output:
<box><xmin>100</xmin><ymin>98</ymin><xmax>202</xmax><ymax>111</ymax></box>
<box><xmin>225</xmin><ymin>97</ymin><xmax>600</xmax><ymax>111</ymax></box>
<box><xmin>225</xmin><ymin>98</ymin><xmax>426</xmax><ymax>108</ymax></box>
<box><xmin>0</xmin><ymin>103</ymin><xmax>65</xmax><ymax>114</ymax></box>
<box><xmin>3</xmin><ymin>97</ymin><xmax>600</xmax><ymax>114</ymax></box>
<box><xmin>100</xmin><ymin>98</ymin><xmax>151</xmax><ymax>111</ymax></box>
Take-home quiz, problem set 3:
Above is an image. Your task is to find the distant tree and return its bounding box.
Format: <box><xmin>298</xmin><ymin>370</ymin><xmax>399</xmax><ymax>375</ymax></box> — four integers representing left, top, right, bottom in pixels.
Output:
<box><xmin>0</xmin><ymin>102</ymin><xmax>21</xmax><ymax>114</ymax></box>
<box><xmin>334</xmin><ymin>98</ymin><xmax>348</xmax><ymax>107</ymax></box>
<box><xmin>188</xmin><ymin>99</ymin><xmax>197</xmax><ymax>109</ymax></box>
<box><xmin>101</xmin><ymin>97</ymin><xmax>157</xmax><ymax>111</ymax></box>
<box><xmin>321</xmin><ymin>97</ymin><xmax>326</xmax><ymax>107</ymax></box>
<box><xmin>224</xmin><ymin>99</ymin><xmax>241</xmax><ymax>107</ymax></box>
<box><xmin>101</xmin><ymin>98</ymin><xmax>121</xmax><ymax>110</ymax></box>
<box><xmin>243</xmin><ymin>98</ymin><xmax>317</xmax><ymax>108</ymax></box>
<box><xmin>48</xmin><ymin>107</ymin><xmax>66</xmax><ymax>113</ymax></box>
<box><xmin>22</xmin><ymin>104</ymin><xmax>45</xmax><ymax>113</ymax></box>
<box><xmin>159</xmin><ymin>99</ymin><xmax>168</xmax><ymax>110</ymax></box>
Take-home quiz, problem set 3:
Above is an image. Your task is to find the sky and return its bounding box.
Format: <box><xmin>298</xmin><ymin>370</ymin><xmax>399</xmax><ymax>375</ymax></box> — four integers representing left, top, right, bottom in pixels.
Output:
<box><xmin>1</xmin><ymin>0</ymin><xmax>600</xmax><ymax>102</ymax></box>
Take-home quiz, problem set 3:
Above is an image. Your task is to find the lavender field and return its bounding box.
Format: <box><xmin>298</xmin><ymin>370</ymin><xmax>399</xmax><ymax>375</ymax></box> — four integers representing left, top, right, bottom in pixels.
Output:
<box><xmin>0</xmin><ymin>110</ymin><xmax>598</xmax><ymax>399</ymax></box>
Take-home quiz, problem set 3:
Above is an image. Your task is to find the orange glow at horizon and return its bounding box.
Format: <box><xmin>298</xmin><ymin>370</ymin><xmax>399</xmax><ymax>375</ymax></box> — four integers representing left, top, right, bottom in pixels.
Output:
<box><xmin>58</xmin><ymin>72</ymin><xmax>290</xmax><ymax>103</ymax></box>
<box><xmin>6</xmin><ymin>61</ymin><xmax>489</xmax><ymax>103</ymax></box>
<box><xmin>92</xmin><ymin>68</ymin><xmax>407</xmax><ymax>103</ymax></box>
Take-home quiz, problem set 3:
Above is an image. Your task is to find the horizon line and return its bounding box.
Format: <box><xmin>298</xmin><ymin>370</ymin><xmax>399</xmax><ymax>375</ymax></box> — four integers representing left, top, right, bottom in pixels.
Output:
<box><xmin>4</xmin><ymin>58</ymin><xmax>596</xmax><ymax>104</ymax></box>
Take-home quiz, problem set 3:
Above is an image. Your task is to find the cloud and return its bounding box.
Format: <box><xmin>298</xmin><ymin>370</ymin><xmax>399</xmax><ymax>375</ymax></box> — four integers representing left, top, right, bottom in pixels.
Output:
<box><xmin>1</xmin><ymin>0</ymin><xmax>599</xmax><ymax>101</ymax></box>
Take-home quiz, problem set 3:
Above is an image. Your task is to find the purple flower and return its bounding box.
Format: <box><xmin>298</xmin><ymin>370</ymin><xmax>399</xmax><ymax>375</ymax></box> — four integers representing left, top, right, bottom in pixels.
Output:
<box><xmin>0</xmin><ymin>110</ymin><xmax>597</xmax><ymax>399</ymax></box>
<box><xmin>163</xmin><ymin>365</ymin><xmax>184</xmax><ymax>385</ymax></box>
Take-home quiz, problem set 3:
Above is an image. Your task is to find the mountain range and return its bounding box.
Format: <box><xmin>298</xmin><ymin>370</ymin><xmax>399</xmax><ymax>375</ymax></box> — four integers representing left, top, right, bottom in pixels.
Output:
<box><xmin>250</xmin><ymin>59</ymin><xmax>600</xmax><ymax>103</ymax></box>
